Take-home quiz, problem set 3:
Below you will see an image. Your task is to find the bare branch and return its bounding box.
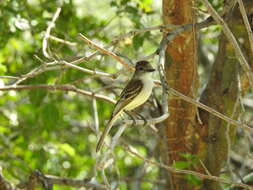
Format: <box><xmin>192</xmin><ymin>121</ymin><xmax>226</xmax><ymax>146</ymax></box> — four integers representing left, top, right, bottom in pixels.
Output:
<box><xmin>0</xmin><ymin>76</ymin><xmax>20</xmax><ymax>79</ymax></box>
<box><xmin>123</xmin><ymin>143</ymin><xmax>253</xmax><ymax>190</ymax></box>
<box><xmin>0</xmin><ymin>84</ymin><xmax>116</xmax><ymax>104</ymax></box>
<box><xmin>11</xmin><ymin>19</ymin><xmax>218</xmax><ymax>86</ymax></box>
<box><xmin>118</xmin><ymin>112</ymin><xmax>170</xmax><ymax>127</ymax></box>
<box><xmin>42</xmin><ymin>8</ymin><xmax>61</xmax><ymax>58</ymax></box>
<box><xmin>49</xmin><ymin>35</ymin><xmax>77</xmax><ymax>46</ymax></box>
<box><xmin>45</xmin><ymin>175</ymin><xmax>107</xmax><ymax>190</ymax></box>
<box><xmin>61</xmin><ymin>60</ymin><xmax>115</xmax><ymax>78</ymax></box>
<box><xmin>168</xmin><ymin>88</ymin><xmax>253</xmax><ymax>133</ymax></box>
<box><xmin>238</xmin><ymin>0</ymin><xmax>253</xmax><ymax>55</ymax></box>
<box><xmin>12</xmin><ymin>57</ymin><xmax>114</xmax><ymax>85</ymax></box>
<box><xmin>92</xmin><ymin>98</ymin><xmax>99</xmax><ymax>133</ymax></box>
<box><xmin>96</xmin><ymin>112</ymin><xmax>169</xmax><ymax>170</ymax></box>
<box><xmin>18</xmin><ymin>170</ymin><xmax>107</xmax><ymax>190</ymax></box>
<box><xmin>78</xmin><ymin>33</ymin><xmax>134</xmax><ymax>70</ymax></box>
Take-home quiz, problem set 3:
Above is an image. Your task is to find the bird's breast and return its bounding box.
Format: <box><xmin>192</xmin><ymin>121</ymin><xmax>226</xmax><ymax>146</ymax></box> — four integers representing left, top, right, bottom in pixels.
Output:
<box><xmin>124</xmin><ymin>78</ymin><xmax>153</xmax><ymax>111</ymax></box>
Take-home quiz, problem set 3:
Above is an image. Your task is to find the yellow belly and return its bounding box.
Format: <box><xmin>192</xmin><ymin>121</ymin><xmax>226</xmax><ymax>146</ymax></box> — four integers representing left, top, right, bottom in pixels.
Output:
<box><xmin>124</xmin><ymin>78</ymin><xmax>153</xmax><ymax>111</ymax></box>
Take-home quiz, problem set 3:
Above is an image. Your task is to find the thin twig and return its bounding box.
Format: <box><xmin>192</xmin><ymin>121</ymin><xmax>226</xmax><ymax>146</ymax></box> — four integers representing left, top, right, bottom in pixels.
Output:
<box><xmin>117</xmin><ymin>177</ymin><xmax>165</xmax><ymax>185</ymax></box>
<box><xmin>61</xmin><ymin>60</ymin><xmax>114</xmax><ymax>78</ymax></box>
<box><xmin>12</xmin><ymin>66</ymin><xmax>43</xmax><ymax>85</ymax></box>
<box><xmin>101</xmin><ymin>170</ymin><xmax>111</xmax><ymax>190</ymax></box>
<box><xmin>199</xmin><ymin>159</ymin><xmax>212</xmax><ymax>176</ymax></box>
<box><xmin>12</xmin><ymin>19</ymin><xmax>215</xmax><ymax>85</ymax></box>
<box><xmin>49</xmin><ymin>35</ymin><xmax>77</xmax><ymax>46</ymax></box>
<box><xmin>0</xmin><ymin>76</ymin><xmax>20</xmax><ymax>79</ymax></box>
<box><xmin>96</xmin><ymin>113</ymin><xmax>170</xmax><ymax>169</ymax></box>
<box><xmin>123</xmin><ymin>144</ymin><xmax>253</xmax><ymax>190</ymax></box>
<box><xmin>0</xmin><ymin>84</ymin><xmax>116</xmax><ymax>104</ymax></box>
<box><xmin>237</xmin><ymin>0</ymin><xmax>253</xmax><ymax>55</ymax></box>
<box><xmin>12</xmin><ymin>56</ymin><xmax>114</xmax><ymax>85</ymax></box>
<box><xmin>168</xmin><ymin>88</ymin><xmax>253</xmax><ymax>132</ymax></box>
<box><xmin>78</xmin><ymin>33</ymin><xmax>134</xmax><ymax>70</ymax></box>
<box><xmin>42</xmin><ymin>8</ymin><xmax>61</xmax><ymax>58</ymax></box>
<box><xmin>17</xmin><ymin>170</ymin><xmax>107</xmax><ymax>190</ymax></box>
<box><xmin>93</xmin><ymin>98</ymin><xmax>99</xmax><ymax>133</ymax></box>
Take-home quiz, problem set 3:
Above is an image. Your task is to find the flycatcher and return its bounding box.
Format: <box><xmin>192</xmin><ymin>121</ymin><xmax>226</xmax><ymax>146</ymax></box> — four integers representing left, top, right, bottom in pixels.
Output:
<box><xmin>96</xmin><ymin>60</ymin><xmax>155</xmax><ymax>152</ymax></box>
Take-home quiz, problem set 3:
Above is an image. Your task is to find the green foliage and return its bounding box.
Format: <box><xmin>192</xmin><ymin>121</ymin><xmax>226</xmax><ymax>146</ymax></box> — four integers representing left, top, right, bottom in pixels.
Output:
<box><xmin>0</xmin><ymin>0</ymin><xmax>162</xmax><ymax>189</ymax></box>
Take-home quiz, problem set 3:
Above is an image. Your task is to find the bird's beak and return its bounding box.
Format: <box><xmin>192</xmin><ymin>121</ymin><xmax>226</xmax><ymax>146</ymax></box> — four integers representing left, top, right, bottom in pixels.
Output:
<box><xmin>147</xmin><ymin>68</ymin><xmax>155</xmax><ymax>72</ymax></box>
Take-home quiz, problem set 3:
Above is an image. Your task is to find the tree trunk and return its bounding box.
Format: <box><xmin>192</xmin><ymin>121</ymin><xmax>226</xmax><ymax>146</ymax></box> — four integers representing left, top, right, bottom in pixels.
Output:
<box><xmin>199</xmin><ymin>2</ymin><xmax>253</xmax><ymax>189</ymax></box>
<box><xmin>161</xmin><ymin>0</ymin><xmax>198</xmax><ymax>189</ymax></box>
<box><xmin>160</xmin><ymin>0</ymin><xmax>253</xmax><ymax>190</ymax></box>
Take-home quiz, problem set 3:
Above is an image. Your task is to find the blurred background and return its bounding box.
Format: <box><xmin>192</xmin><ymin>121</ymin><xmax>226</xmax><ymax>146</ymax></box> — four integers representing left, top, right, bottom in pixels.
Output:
<box><xmin>0</xmin><ymin>0</ymin><xmax>253</xmax><ymax>189</ymax></box>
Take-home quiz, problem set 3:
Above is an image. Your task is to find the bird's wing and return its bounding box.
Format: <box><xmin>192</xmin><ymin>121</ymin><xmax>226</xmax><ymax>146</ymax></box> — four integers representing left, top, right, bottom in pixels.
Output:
<box><xmin>112</xmin><ymin>79</ymin><xmax>143</xmax><ymax>117</ymax></box>
<box><xmin>96</xmin><ymin>79</ymin><xmax>143</xmax><ymax>152</ymax></box>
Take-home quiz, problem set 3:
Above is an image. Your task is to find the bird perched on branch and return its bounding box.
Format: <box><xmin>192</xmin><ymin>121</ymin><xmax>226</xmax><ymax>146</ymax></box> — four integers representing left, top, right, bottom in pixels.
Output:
<box><xmin>96</xmin><ymin>60</ymin><xmax>155</xmax><ymax>152</ymax></box>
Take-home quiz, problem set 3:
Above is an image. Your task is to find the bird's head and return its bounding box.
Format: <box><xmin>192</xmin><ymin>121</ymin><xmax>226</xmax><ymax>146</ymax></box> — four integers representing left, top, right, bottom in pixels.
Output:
<box><xmin>135</xmin><ymin>60</ymin><xmax>155</xmax><ymax>75</ymax></box>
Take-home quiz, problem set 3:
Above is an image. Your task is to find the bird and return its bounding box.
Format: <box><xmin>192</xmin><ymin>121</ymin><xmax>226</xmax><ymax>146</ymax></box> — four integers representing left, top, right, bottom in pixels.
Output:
<box><xmin>96</xmin><ymin>60</ymin><xmax>155</xmax><ymax>152</ymax></box>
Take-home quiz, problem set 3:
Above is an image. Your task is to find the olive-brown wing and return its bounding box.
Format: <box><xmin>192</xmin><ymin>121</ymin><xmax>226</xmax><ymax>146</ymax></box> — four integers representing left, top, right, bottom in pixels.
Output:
<box><xmin>111</xmin><ymin>79</ymin><xmax>143</xmax><ymax>118</ymax></box>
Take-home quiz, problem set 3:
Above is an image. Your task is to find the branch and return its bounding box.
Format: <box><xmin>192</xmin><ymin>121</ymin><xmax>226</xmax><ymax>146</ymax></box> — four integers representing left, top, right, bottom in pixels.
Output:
<box><xmin>12</xmin><ymin>55</ymin><xmax>114</xmax><ymax>85</ymax></box>
<box><xmin>17</xmin><ymin>170</ymin><xmax>107</xmax><ymax>190</ymax></box>
<box><xmin>0</xmin><ymin>169</ymin><xmax>19</xmax><ymax>190</ymax></box>
<box><xmin>201</xmin><ymin>0</ymin><xmax>253</xmax><ymax>91</ymax></box>
<box><xmin>49</xmin><ymin>35</ymin><xmax>77</xmax><ymax>46</ymax></box>
<box><xmin>11</xmin><ymin>18</ymin><xmax>217</xmax><ymax>85</ymax></box>
<box><xmin>168</xmin><ymin>88</ymin><xmax>253</xmax><ymax>133</ymax></box>
<box><xmin>96</xmin><ymin>112</ymin><xmax>169</xmax><ymax>170</ymax></box>
<box><xmin>237</xmin><ymin>0</ymin><xmax>253</xmax><ymax>55</ymax></box>
<box><xmin>116</xmin><ymin>112</ymin><xmax>170</xmax><ymax>127</ymax></box>
<box><xmin>92</xmin><ymin>97</ymin><xmax>99</xmax><ymax>133</ymax></box>
<box><xmin>0</xmin><ymin>76</ymin><xmax>20</xmax><ymax>79</ymax></box>
<box><xmin>42</xmin><ymin>8</ymin><xmax>61</xmax><ymax>58</ymax></box>
<box><xmin>45</xmin><ymin>175</ymin><xmax>107</xmax><ymax>190</ymax></box>
<box><xmin>61</xmin><ymin>60</ymin><xmax>115</xmax><ymax>78</ymax></box>
<box><xmin>0</xmin><ymin>84</ymin><xmax>116</xmax><ymax>104</ymax></box>
<box><xmin>123</xmin><ymin>143</ymin><xmax>253</xmax><ymax>190</ymax></box>
<box><xmin>78</xmin><ymin>33</ymin><xmax>134</xmax><ymax>70</ymax></box>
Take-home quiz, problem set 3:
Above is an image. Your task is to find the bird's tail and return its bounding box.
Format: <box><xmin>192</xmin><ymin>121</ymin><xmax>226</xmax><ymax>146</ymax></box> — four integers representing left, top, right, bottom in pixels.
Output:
<box><xmin>96</xmin><ymin>115</ymin><xmax>118</xmax><ymax>152</ymax></box>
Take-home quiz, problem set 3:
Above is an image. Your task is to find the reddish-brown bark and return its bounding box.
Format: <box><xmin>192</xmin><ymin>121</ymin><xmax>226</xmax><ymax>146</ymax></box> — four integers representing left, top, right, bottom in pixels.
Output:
<box><xmin>161</xmin><ymin>0</ymin><xmax>198</xmax><ymax>189</ymax></box>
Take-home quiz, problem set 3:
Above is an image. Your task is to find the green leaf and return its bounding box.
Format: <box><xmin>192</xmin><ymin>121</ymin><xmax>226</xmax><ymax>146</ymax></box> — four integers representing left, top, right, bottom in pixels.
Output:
<box><xmin>58</xmin><ymin>143</ymin><xmax>76</xmax><ymax>156</ymax></box>
<box><xmin>186</xmin><ymin>174</ymin><xmax>202</xmax><ymax>186</ymax></box>
<box><xmin>125</xmin><ymin>5</ymin><xmax>138</xmax><ymax>14</ymax></box>
<box><xmin>174</xmin><ymin>161</ymin><xmax>191</xmax><ymax>169</ymax></box>
<box><xmin>133</xmin><ymin>35</ymin><xmax>144</xmax><ymax>50</ymax></box>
